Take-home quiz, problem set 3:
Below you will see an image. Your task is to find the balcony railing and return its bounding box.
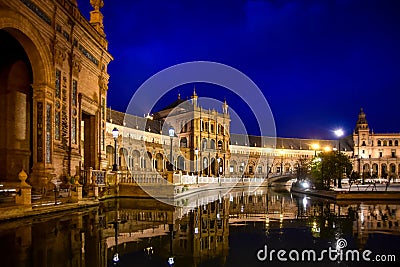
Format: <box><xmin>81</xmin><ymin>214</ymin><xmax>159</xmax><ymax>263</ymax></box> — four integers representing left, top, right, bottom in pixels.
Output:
<box><xmin>80</xmin><ymin>168</ymin><xmax>106</xmax><ymax>186</ymax></box>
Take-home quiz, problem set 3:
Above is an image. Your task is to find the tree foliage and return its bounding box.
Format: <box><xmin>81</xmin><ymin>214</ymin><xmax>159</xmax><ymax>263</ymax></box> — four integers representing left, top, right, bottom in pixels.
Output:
<box><xmin>295</xmin><ymin>157</ymin><xmax>311</xmax><ymax>181</ymax></box>
<box><xmin>310</xmin><ymin>151</ymin><xmax>353</xmax><ymax>190</ymax></box>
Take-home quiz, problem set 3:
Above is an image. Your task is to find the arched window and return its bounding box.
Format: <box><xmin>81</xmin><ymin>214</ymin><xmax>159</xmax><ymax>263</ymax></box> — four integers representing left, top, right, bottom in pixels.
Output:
<box><xmin>377</xmin><ymin>140</ymin><xmax>382</xmax><ymax>146</ymax></box>
<box><xmin>362</xmin><ymin>141</ymin><xmax>366</xmax><ymax>146</ymax></box>
<box><xmin>177</xmin><ymin>156</ymin><xmax>185</xmax><ymax>171</ymax></box>
<box><xmin>202</xmin><ymin>138</ymin><xmax>207</xmax><ymax>150</ymax></box>
<box><xmin>106</xmin><ymin>145</ymin><xmax>114</xmax><ymax>168</ymax></box>
<box><xmin>203</xmin><ymin>157</ymin><xmax>209</xmax><ymax>175</ymax></box>
<box><xmin>132</xmin><ymin>150</ymin><xmax>140</xmax><ymax>170</ymax></box>
<box><xmin>381</xmin><ymin>164</ymin><xmax>388</xmax><ymax>177</ymax></box>
<box><xmin>119</xmin><ymin>148</ymin><xmax>128</xmax><ymax>169</ymax></box>
<box><xmin>383</xmin><ymin>140</ymin><xmax>388</xmax><ymax>146</ymax></box>
<box><xmin>210</xmin><ymin>139</ymin><xmax>215</xmax><ymax>149</ymax></box>
<box><xmin>390</xmin><ymin>163</ymin><xmax>396</xmax><ymax>174</ymax></box>
<box><xmin>389</xmin><ymin>140</ymin><xmax>393</xmax><ymax>146</ymax></box>
<box><xmin>155</xmin><ymin>153</ymin><xmax>163</xmax><ymax>171</ymax></box>
<box><xmin>203</xmin><ymin>157</ymin><xmax>209</xmax><ymax>169</ymax></box>
<box><xmin>146</xmin><ymin>152</ymin><xmax>152</xmax><ymax>169</ymax></box>
<box><xmin>180</xmin><ymin>137</ymin><xmax>187</xmax><ymax>148</ymax></box>
<box><xmin>395</xmin><ymin>140</ymin><xmax>399</xmax><ymax>146</ymax></box>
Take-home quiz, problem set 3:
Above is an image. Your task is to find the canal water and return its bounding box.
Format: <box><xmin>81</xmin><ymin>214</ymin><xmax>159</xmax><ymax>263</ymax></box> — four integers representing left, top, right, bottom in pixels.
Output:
<box><xmin>0</xmin><ymin>187</ymin><xmax>399</xmax><ymax>267</ymax></box>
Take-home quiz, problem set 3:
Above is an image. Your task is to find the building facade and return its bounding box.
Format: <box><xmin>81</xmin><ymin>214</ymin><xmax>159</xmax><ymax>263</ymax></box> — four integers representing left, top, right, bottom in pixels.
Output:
<box><xmin>105</xmin><ymin>92</ymin><xmax>357</xmax><ymax>181</ymax></box>
<box><xmin>106</xmin><ymin>97</ymin><xmax>399</xmax><ymax>181</ymax></box>
<box><xmin>353</xmin><ymin>108</ymin><xmax>400</xmax><ymax>180</ymax></box>
<box><xmin>0</xmin><ymin>0</ymin><xmax>112</xmax><ymax>189</ymax></box>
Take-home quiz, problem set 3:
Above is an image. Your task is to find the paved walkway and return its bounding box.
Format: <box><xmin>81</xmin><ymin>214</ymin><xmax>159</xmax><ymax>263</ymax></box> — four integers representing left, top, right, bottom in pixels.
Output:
<box><xmin>291</xmin><ymin>183</ymin><xmax>400</xmax><ymax>201</ymax></box>
<box><xmin>336</xmin><ymin>183</ymin><xmax>400</xmax><ymax>192</ymax></box>
<box><xmin>0</xmin><ymin>198</ymin><xmax>99</xmax><ymax>222</ymax></box>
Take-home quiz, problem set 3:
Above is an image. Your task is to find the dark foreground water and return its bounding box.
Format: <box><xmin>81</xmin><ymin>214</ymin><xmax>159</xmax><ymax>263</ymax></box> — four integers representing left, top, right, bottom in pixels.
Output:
<box><xmin>0</xmin><ymin>187</ymin><xmax>399</xmax><ymax>267</ymax></box>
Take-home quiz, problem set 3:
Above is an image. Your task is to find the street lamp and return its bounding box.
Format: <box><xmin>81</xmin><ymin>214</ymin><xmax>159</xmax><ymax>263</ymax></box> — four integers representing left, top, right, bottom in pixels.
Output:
<box><xmin>169</xmin><ymin>127</ymin><xmax>175</xmax><ymax>171</ymax></box>
<box><xmin>334</xmin><ymin>129</ymin><xmax>344</xmax><ymax>152</ymax></box>
<box><xmin>279</xmin><ymin>150</ymin><xmax>284</xmax><ymax>175</ymax></box>
<box><xmin>311</xmin><ymin>143</ymin><xmax>320</xmax><ymax>157</ymax></box>
<box><xmin>241</xmin><ymin>162</ymin><xmax>245</xmax><ymax>184</ymax></box>
<box><xmin>217</xmin><ymin>157</ymin><xmax>221</xmax><ymax>186</ymax></box>
<box><xmin>194</xmin><ymin>147</ymin><xmax>198</xmax><ymax>184</ymax></box>
<box><xmin>194</xmin><ymin>147</ymin><xmax>199</xmax><ymax>174</ymax></box>
<box><xmin>334</xmin><ymin>128</ymin><xmax>344</xmax><ymax>188</ymax></box>
<box><xmin>217</xmin><ymin>158</ymin><xmax>220</xmax><ymax>176</ymax></box>
<box><xmin>112</xmin><ymin>127</ymin><xmax>119</xmax><ymax>171</ymax></box>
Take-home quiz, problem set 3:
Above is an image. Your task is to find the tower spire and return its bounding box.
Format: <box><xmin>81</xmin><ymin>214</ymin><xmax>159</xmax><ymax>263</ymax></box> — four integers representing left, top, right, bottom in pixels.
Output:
<box><xmin>222</xmin><ymin>98</ymin><xmax>228</xmax><ymax>114</ymax></box>
<box><xmin>355</xmin><ymin>107</ymin><xmax>369</xmax><ymax>133</ymax></box>
<box><xmin>191</xmin><ymin>85</ymin><xmax>198</xmax><ymax>107</ymax></box>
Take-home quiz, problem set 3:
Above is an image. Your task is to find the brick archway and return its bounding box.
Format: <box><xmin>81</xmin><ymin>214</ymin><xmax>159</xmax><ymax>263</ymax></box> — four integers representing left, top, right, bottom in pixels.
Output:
<box><xmin>0</xmin><ymin>10</ymin><xmax>53</xmax><ymax>186</ymax></box>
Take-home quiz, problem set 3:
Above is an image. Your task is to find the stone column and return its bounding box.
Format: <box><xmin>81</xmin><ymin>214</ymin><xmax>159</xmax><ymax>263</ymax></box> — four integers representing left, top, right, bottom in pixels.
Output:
<box><xmin>30</xmin><ymin>84</ymin><xmax>55</xmax><ymax>190</ymax></box>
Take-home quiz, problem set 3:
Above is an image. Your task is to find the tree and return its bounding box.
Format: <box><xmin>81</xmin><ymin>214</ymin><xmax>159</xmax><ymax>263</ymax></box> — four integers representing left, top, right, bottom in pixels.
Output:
<box><xmin>310</xmin><ymin>151</ymin><xmax>353</xmax><ymax>190</ymax></box>
<box><xmin>295</xmin><ymin>158</ymin><xmax>311</xmax><ymax>181</ymax></box>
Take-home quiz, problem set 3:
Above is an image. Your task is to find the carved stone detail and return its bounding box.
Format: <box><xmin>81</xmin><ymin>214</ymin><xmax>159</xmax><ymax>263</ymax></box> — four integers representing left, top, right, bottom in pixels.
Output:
<box><xmin>98</xmin><ymin>74</ymin><xmax>108</xmax><ymax>92</ymax></box>
<box><xmin>89</xmin><ymin>0</ymin><xmax>105</xmax><ymax>36</ymax></box>
<box><xmin>90</xmin><ymin>0</ymin><xmax>104</xmax><ymax>10</ymax></box>
<box><xmin>54</xmin><ymin>45</ymin><xmax>67</xmax><ymax>66</ymax></box>
<box><xmin>71</xmin><ymin>53</ymin><xmax>82</xmax><ymax>76</ymax></box>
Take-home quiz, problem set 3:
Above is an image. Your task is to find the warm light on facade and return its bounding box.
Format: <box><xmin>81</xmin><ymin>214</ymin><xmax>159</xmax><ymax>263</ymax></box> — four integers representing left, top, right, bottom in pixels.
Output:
<box><xmin>311</xmin><ymin>144</ymin><xmax>320</xmax><ymax>150</ymax></box>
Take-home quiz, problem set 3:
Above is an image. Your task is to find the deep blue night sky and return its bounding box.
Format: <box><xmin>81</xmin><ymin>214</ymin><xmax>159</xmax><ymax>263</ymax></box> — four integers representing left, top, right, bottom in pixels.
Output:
<box><xmin>77</xmin><ymin>0</ymin><xmax>400</xmax><ymax>139</ymax></box>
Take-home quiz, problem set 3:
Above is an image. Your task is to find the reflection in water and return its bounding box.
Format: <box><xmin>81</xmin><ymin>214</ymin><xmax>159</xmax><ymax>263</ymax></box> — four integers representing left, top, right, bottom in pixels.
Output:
<box><xmin>0</xmin><ymin>189</ymin><xmax>399</xmax><ymax>266</ymax></box>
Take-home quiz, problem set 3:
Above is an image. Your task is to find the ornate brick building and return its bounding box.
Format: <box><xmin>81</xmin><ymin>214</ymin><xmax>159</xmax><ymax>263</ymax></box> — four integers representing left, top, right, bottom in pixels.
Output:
<box><xmin>105</xmin><ymin>91</ymin><xmax>354</xmax><ymax>180</ymax></box>
<box><xmin>353</xmin><ymin>108</ymin><xmax>400</xmax><ymax>180</ymax></box>
<box><xmin>0</xmin><ymin>0</ymin><xmax>112</xmax><ymax>189</ymax></box>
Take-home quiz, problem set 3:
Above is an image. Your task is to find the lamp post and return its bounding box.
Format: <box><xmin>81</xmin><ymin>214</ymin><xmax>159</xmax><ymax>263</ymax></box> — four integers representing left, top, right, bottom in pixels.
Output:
<box><xmin>112</xmin><ymin>127</ymin><xmax>119</xmax><ymax>172</ymax></box>
<box><xmin>334</xmin><ymin>129</ymin><xmax>344</xmax><ymax>153</ymax></box>
<box><xmin>311</xmin><ymin>143</ymin><xmax>320</xmax><ymax>157</ymax></box>
<box><xmin>241</xmin><ymin>162</ymin><xmax>245</xmax><ymax>184</ymax></box>
<box><xmin>169</xmin><ymin>127</ymin><xmax>175</xmax><ymax>171</ymax></box>
<box><xmin>195</xmin><ymin>147</ymin><xmax>198</xmax><ymax>184</ymax></box>
<box><xmin>279</xmin><ymin>150</ymin><xmax>284</xmax><ymax>176</ymax></box>
<box><xmin>217</xmin><ymin>157</ymin><xmax>221</xmax><ymax>186</ymax></box>
<box><xmin>334</xmin><ymin>128</ymin><xmax>344</xmax><ymax>188</ymax></box>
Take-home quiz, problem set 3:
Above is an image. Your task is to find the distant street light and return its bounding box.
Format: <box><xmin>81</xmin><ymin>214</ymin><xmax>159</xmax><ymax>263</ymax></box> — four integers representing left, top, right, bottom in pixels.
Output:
<box><xmin>169</xmin><ymin>127</ymin><xmax>175</xmax><ymax>171</ymax></box>
<box><xmin>217</xmin><ymin>157</ymin><xmax>221</xmax><ymax>186</ymax></box>
<box><xmin>334</xmin><ymin>129</ymin><xmax>344</xmax><ymax>152</ymax></box>
<box><xmin>195</xmin><ymin>147</ymin><xmax>199</xmax><ymax>184</ymax></box>
<box><xmin>279</xmin><ymin>150</ymin><xmax>284</xmax><ymax>175</ymax></box>
<box><xmin>311</xmin><ymin>143</ymin><xmax>320</xmax><ymax>157</ymax></box>
<box><xmin>112</xmin><ymin>127</ymin><xmax>119</xmax><ymax>171</ymax></box>
<box><xmin>334</xmin><ymin>128</ymin><xmax>344</xmax><ymax>188</ymax></box>
<box><xmin>217</xmin><ymin>158</ymin><xmax>221</xmax><ymax>175</ymax></box>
